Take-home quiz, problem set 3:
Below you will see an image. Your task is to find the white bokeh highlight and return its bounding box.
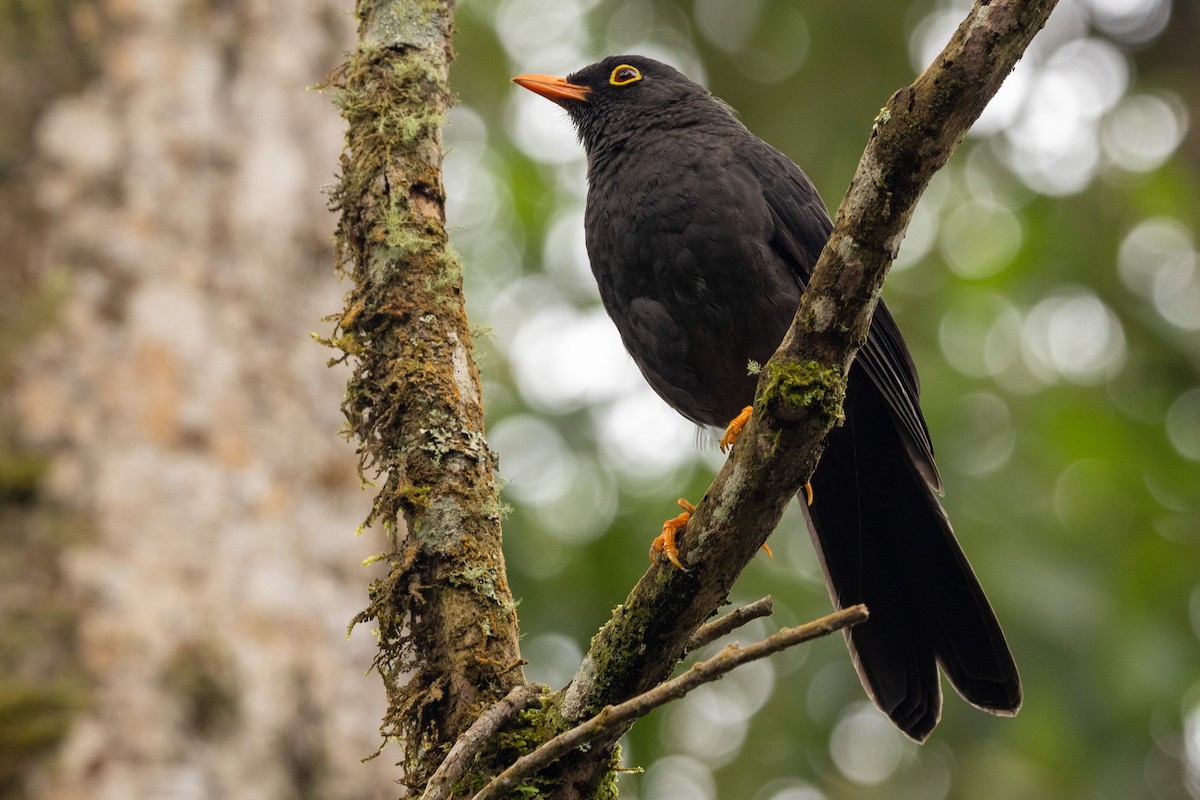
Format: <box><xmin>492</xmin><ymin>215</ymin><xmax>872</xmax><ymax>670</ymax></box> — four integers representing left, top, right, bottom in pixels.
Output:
<box><xmin>829</xmin><ymin>704</ymin><xmax>910</xmax><ymax>785</ymax></box>
<box><xmin>1020</xmin><ymin>289</ymin><xmax>1127</xmax><ymax>385</ymax></box>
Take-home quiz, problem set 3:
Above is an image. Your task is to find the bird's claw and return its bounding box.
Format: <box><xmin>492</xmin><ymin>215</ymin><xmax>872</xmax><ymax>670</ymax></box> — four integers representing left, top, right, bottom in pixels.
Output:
<box><xmin>719</xmin><ymin>406</ymin><xmax>754</xmax><ymax>453</ymax></box>
<box><xmin>650</xmin><ymin>497</ymin><xmax>773</xmax><ymax>567</ymax></box>
<box><xmin>651</xmin><ymin>498</ymin><xmax>695</xmax><ymax>571</ymax></box>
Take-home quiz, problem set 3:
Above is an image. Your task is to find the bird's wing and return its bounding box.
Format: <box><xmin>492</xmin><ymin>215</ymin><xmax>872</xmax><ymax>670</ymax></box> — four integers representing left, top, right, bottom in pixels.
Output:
<box><xmin>740</xmin><ymin>140</ymin><xmax>941</xmax><ymax>489</ymax></box>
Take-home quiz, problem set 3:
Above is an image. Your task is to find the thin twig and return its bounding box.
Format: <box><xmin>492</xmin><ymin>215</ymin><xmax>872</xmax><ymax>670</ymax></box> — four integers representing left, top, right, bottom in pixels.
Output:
<box><xmin>686</xmin><ymin>596</ymin><xmax>774</xmax><ymax>653</ymax></box>
<box><xmin>421</xmin><ymin>683</ymin><xmax>547</xmax><ymax>800</ymax></box>
<box><xmin>472</xmin><ymin>605</ymin><xmax>867</xmax><ymax>800</ymax></box>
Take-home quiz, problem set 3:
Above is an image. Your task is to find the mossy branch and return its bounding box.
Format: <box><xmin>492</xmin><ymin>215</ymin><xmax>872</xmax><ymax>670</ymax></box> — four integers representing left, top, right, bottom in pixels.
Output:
<box><xmin>325</xmin><ymin>0</ymin><xmax>523</xmax><ymax>792</ymax></box>
<box><xmin>422</xmin><ymin>683</ymin><xmax>550</xmax><ymax>800</ymax></box>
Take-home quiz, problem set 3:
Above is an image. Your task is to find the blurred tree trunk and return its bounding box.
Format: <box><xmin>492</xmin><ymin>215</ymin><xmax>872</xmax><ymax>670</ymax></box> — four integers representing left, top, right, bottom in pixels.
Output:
<box><xmin>2</xmin><ymin>2</ymin><xmax>401</xmax><ymax>798</ymax></box>
<box><xmin>0</xmin><ymin>6</ymin><xmax>94</xmax><ymax>793</ymax></box>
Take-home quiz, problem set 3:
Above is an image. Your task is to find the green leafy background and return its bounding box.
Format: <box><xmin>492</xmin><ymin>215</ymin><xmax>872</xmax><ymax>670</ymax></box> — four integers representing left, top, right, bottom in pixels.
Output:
<box><xmin>445</xmin><ymin>0</ymin><xmax>1200</xmax><ymax>798</ymax></box>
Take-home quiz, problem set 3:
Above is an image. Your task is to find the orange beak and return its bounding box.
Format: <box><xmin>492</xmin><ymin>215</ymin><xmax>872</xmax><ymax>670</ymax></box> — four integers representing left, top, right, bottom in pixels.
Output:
<box><xmin>512</xmin><ymin>73</ymin><xmax>591</xmax><ymax>105</ymax></box>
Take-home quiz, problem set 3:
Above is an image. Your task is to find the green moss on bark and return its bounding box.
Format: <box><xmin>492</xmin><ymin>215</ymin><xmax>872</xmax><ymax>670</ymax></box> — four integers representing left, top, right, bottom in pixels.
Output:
<box><xmin>757</xmin><ymin>359</ymin><xmax>846</xmax><ymax>429</ymax></box>
<box><xmin>324</xmin><ymin>1</ymin><xmax>524</xmax><ymax>792</ymax></box>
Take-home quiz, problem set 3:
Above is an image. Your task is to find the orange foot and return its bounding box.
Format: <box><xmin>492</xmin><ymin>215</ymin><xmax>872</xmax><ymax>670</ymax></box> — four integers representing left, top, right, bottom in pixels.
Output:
<box><xmin>718</xmin><ymin>405</ymin><xmax>814</xmax><ymax>507</ymax></box>
<box><xmin>719</xmin><ymin>406</ymin><xmax>753</xmax><ymax>453</ymax></box>
<box><xmin>650</xmin><ymin>497</ymin><xmax>775</xmax><ymax>568</ymax></box>
<box><xmin>650</xmin><ymin>498</ymin><xmax>695</xmax><ymax>571</ymax></box>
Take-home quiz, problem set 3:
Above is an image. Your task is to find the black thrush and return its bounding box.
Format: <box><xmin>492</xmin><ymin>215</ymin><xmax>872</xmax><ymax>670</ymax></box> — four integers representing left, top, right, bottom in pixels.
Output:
<box><xmin>513</xmin><ymin>55</ymin><xmax>1020</xmax><ymax>742</ymax></box>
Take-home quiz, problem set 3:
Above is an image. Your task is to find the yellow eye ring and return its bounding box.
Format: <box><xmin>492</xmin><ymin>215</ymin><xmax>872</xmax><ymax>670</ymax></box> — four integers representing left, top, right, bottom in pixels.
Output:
<box><xmin>609</xmin><ymin>65</ymin><xmax>642</xmax><ymax>86</ymax></box>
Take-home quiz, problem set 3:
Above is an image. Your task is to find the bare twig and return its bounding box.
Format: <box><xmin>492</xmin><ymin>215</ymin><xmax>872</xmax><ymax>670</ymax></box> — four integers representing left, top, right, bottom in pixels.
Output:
<box><xmin>472</xmin><ymin>605</ymin><xmax>867</xmax><ymax>800</ymax></box>
<box><xmin>421</xmin><ymin>683</ymin><xmax>548</xmax><ymax>800</ymax></box>
<box><xmin>686</xmin><ymin>596</ymin><xmax>774</xmax><ymax>653</ymax></box>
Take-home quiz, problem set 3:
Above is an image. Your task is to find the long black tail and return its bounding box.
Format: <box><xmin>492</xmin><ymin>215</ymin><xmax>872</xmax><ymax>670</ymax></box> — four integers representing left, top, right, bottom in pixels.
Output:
<box><xmin>805</xmin><ymin>370</ymin><xmax>1021</xmax><ymax>741</ymax></box>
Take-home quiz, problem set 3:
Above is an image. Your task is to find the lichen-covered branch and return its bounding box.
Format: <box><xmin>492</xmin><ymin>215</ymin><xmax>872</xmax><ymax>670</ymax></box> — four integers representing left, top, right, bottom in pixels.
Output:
<box><xmin>549</xmin><ymin>0</ymin><xmax>1059</xmax><ymax>791</ymax></box>
<box><xmin>324</xmin><ymin>0</ymin><xmax>523</xmax><ymax>791</ymax></box>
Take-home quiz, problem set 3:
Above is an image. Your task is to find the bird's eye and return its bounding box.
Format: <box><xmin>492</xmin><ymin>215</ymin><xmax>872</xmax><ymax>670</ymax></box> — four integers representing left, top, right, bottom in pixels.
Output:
<box><xmin>609</xmin><ymin>65</ymin><xmax>642</xmax><ymax>87</ymax></box>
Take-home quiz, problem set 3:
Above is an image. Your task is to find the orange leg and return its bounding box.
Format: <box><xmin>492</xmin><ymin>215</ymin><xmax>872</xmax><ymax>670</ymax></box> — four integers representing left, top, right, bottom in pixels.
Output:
<box><xmin>650</xmin><ymin>498</ymin><xmax>695</xmax><ymax>571</ymax></box>
<box><xmin>650</xmin><ymin>497</ymin><xmax>774</xmax><ymax>568</ymax></box>
<box><xmin>718</xmin><ymin>405</ymin><xmax>813</xmax><ymax>505</ymax></box>
<box><xmin>719</xmin><ymin>406</ymin><xmax>754</xmax><ymax>453</ymax></box>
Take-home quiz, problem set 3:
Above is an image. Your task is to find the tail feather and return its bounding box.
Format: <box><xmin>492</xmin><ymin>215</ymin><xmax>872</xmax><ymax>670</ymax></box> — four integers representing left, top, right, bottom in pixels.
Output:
<box><xmin>805</xmin><ymin>372</ymin><xmax>1020</xmax><ymax>741</ymax></box>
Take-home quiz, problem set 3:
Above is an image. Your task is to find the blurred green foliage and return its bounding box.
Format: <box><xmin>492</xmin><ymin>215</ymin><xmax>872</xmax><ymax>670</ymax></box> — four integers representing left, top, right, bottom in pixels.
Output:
<box><xmin>445</xmin><ymin>0</ymin><xmax>1200</xmax><ymax>797</ymax></box>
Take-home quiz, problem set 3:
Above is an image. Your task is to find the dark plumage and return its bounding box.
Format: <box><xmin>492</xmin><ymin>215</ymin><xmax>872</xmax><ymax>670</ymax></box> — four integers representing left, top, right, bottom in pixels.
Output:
<box><xmin>514</xmin><ymin>55</ymin><xmax>1020</xmax><ymax>741</ymax></box>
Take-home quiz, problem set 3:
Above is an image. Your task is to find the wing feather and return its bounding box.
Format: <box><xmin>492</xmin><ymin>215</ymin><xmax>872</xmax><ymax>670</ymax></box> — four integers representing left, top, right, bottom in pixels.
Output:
<box><xmin>739</xmin><ymin>140</ymin><xmax>940</xmax><ymax>487</ymax></box>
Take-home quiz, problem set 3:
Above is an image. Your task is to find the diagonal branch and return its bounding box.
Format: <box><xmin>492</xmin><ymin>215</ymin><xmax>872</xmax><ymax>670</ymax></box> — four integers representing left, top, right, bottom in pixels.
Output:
<box><xmin>550</xmin><ymin>0</ymin><xmax>1059</xmax><ymax>791</ymax></box>
<box><xmin>474</xmin><ymin>606</ymin><xmax>867</xmax><ymax>800</ymax></box>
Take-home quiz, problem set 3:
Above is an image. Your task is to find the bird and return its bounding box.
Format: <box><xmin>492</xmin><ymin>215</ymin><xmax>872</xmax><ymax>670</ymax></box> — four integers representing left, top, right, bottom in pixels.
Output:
<box><xmin>512</xmin><ymin>55</ymin><xmax>1020</xmax><ymax>742</ymax></box>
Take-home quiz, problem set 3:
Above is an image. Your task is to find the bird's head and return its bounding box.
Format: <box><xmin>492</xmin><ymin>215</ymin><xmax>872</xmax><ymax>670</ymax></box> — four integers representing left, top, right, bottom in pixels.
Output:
<box><xmin>513</xmin><ymin>55</ymin><xmax>722</xmax><ymax>153</ymax></box>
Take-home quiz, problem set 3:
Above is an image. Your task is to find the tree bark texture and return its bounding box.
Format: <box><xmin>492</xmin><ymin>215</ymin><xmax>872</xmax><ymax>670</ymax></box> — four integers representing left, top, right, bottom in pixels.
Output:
<box><xmin>327</xmin><ymin>0</ymin><xmax>525</xmax><ymax>793</ymax></box>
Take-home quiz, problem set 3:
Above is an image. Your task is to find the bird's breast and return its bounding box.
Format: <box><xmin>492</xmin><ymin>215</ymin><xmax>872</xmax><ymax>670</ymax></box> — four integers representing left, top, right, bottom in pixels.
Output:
<box><xmin>582</xmin><ymin>142</ymin><xmax>800</xmax><ymax>424</ymax></box>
